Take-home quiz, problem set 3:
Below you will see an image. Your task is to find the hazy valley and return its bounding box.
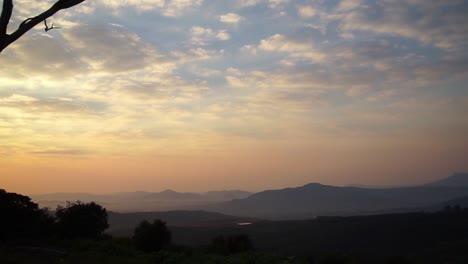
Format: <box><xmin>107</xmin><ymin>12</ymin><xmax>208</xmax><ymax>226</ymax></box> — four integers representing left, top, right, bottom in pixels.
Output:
<box><xmin>32</xmin><ymin>172</ymin><xmax>468</xmax><ymax>220</ymax></box>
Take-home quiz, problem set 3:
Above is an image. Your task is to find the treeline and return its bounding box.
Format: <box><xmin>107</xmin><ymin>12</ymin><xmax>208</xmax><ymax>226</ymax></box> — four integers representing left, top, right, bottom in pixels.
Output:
<box><xmin>0</xmin><ymin>189</ymin><xmax>266</xmax><ymax>264</ymax></box>
<box><xmin>2</xmin><ymin>188</ymin><xmax>468</xmax><ymax>264</ymax></box>
<box><xmin>1</xmin><ymin>189</ymin><xmax>109</xmax><ymax>241</ymax></box>
<box><xmin>1</xmin><ymin>189</ymin><xmax>177</xmax><ymax>252</ymax></box>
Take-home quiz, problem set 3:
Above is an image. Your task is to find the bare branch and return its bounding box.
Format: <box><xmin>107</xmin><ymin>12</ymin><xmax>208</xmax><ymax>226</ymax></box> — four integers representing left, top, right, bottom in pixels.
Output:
<box><xmin>52</xmin><ymin>0</ymin><xmax>87</xmax><ymax>10</ymax></box>
<box><xmin>0</xmin><ymin>0</ymin><xmax>13</xmax><ymax>35</ymax></box>
<box><xmin>0</xmin><ymin>0</ymin><xmax>86</xmax><ymax>53</ymax></box>
<box><xmin>44</xmin><ymin>19</ymin><xmax>61</xmax><ymax>32</ymax></box>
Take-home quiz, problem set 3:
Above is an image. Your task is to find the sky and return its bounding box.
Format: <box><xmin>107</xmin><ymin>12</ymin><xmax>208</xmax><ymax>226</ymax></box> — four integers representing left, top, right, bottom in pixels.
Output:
<box><xmin>1</xmin><ymin>0</ymin><xmax>467</xmax><ymax>194</ymax></box>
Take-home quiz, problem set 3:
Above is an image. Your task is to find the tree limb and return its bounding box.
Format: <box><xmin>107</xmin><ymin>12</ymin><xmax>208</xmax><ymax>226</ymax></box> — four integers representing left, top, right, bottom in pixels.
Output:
<box><xmin>0</xmin><ymin>0</ymin><xmax>86</xmax><ymax>53</ymax></box>
<box><xmin>44</xmin><ymin>19</ymin><xmax>61</xmax><ymax>32</ymax></box>
<box><xmin>0</xmin><ymin>0</ymin><xmax>13</xmax><ymax>35</ymax></box>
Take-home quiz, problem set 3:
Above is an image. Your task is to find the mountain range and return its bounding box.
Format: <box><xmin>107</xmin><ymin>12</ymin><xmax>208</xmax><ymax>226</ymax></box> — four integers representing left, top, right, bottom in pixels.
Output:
<box><xmin>31</xmin><ymin>190</ymin><xmax>252</xmax><ymax>212</ymax></box>
<box><xmin>203</xmin><ymin>172</ymin><xmax>468</xmax><ymax>219</ymax></box>
<box><xmin>31</xmin><ymin>172</ymin><xmax>468</xmax><ymax>220</ymax></box>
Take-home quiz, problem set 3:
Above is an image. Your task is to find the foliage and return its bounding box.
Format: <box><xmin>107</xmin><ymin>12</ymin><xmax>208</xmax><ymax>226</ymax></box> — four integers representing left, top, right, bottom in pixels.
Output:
<box><xmin>55</xmin><ymin>201</ymin><xmax>109</xmax><ymax>239</ymax></box>
<box><xmin>2</xmin><ymin>189</ymin><xmax>468</xmax><ymax>263</ymax></box>
<box><xmin>133</xmin><ymin>219</ymin><xmax>171</xmax><ymax>253</ymax></box>
<box><xmin>212</xmin><ymin>234</ymin><xmax>254</xmax><ymax>255</ymax></box>
<box><xmin>0</xmin><ymin>189</ymin><xmax>53</xmax><ymax>241</ymax></box>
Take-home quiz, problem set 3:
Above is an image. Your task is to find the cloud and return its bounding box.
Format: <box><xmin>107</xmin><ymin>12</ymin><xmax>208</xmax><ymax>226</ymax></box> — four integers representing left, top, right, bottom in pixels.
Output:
<box><xmin>253</xmin><ymin>34</ymin><xmax>326</xmax><ymax>62</ymax></box>
<box><xmin>238</xmin><ymin>0</ymin><xmax>261</xmax><ymax>8</ymax></box>
<box><xmin>269</xmin><ymin>0</ymin><xmax>289</xmax><ymax>8</ymax></box>
<box><xmin>337</xmin><ymin>0</ymin><xmax>468</xmax><ymax>51</ymax></box>
<box><xmin>234</xmin><ymin>0</ymin><xmax>290</xmax><ymax>10</ymax></box>
<box><xmin>30</xmin><ymin>149</ymin><xmax>89</xmax><ymax>156</ymax></box>
<box><xmin>0</xmin><ymin>22</ymin><xmax>169</xmax><ymax>83</ymax></box>
<box><xmin>225</xmin><ymin>67</ymin><xmax>328</xmax><ymax>93</ymax></box>
<box><xmin>259</xmin><ymin>34</ymin><xmax>310</xmax><ymax>52</ymax></box>
<box><xmin>0</xmin><ymin>33</ymin><xmax>85</xmax><ymax>80</ymax></box>
<box><xmin>190</xmin><ymin>26</ymin><xmax>231</xmax><ymax>45</ymax></box>
<box><xmin>62</xmin><ymin>23</ymin><xmax>166</xmax><ymax>73</ymax></box>
<box><xmin>326</xmin><ymin>38</ymin><xmax>468</xmax><ymax>90</ymax></box>
<box><xmin>8</xmin><ymin>1</ymin><xmax>56</xmax><ymax>19</ymax></box>
<box><xmin>297</xmin><ymin>5</ymin><xmax>316</xmax><ymax>18</ymax></box>
<box><xmin>171</xmin><ymin>48</ymin><xmax>224</xmax><ymax>63</ymax></box>
<box><xmin>163</xmin><ymin>0</ymin><xmax>204</xmax><ymax>17</ymax></box>
<box><xmin>0</xmin><ymin>94</ymin><xmax>103</xmax><ymax>116</ymax></box>
<box><xmin>335</xmin><ymin>0</ymin><xmax>364</xmax><ymax>12</ymax></box>
<box><xmin>1</xmin><ymin>0</ymin><xmax>467</xmax><ymax>170</ymax></box>
<box><xmin>99</xmin><ymin>0</ymin><xmax>202</xmax><ymax>16</ymax></box>
<box><xmin>219</xmin><ymin>13</ymin><xmax>245</xmax><ymax>24</ymax></box>
<box><xmin>100</xmin><ymin>0</ymin><xmax>164</xmax><ymax>12</ymax></box>
<box><xmin>0</xmin><ymin>94</ymin><xmax>37</xmax><ymax>104</ymax></box>
<box><xmin>346</xmin><ymin>85</ymin><xmax>369</xmax><ymax>97</ymax></box>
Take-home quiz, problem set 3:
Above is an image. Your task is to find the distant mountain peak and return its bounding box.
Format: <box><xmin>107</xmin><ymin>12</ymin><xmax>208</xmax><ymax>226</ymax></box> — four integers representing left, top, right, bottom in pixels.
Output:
<box><xmin>160</xmin><ymin>189</ymin><xmax>178</xmax><ymax>194</ymax></box>
<box><xmin>303</xmin><ymin>183</ymin><xmax>323</xmax><ymax>187</ymax></box>
<box><xmin>426</xmin><ymin>172</ymin><xmax>468</xmax><ymax>187</ymax></box>
<box><xmin>301</xmin><ymin>182</ymin><xmax>333</xmax><ymax>189</ymax></box>
<box><xmin>452</xmin><ymin>172</ymin><xmax>468</xmax><ymax>178</ymax></box>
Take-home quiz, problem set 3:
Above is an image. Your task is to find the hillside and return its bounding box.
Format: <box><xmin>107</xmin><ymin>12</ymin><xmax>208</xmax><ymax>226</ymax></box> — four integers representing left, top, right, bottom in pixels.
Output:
<box><xmin>31</xmin><ymin>173</ymin><xmax>468</xmax><ymax>219</ymax></box>
<box><xmin>442</xmin><ymin>196</ymin><xmax>468</xmax><ymax>208</ymax></box>
<box><xmin>204</xmin><ymin>173</ymin><xmax>468</xmax><ymax>219</ymax></box>
<box><xmin>425</xmin><ymin>172</ymin><xmax>468</xmax><ymax>187</ymax></box>
<box><xmin>106</xmin><ymin>209</ymin><xmax>468</xmax><ymax>260</ymax></box>
<box><xmin>31</xmin><ymin>190</ymin><xmax>252</xmax><ymax>212</ymax></box>
<box><xmin>107</xmin><ymin>210</ymin><xmax>258</xmax><ymax>236</ymax></box>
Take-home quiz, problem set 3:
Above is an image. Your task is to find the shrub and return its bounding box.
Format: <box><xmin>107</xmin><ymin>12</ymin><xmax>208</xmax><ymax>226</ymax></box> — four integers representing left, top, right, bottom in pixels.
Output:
<box><xmin>0</xmin><ymin>189</ymin><xmax>54</xmax><ymax>240</ymax></box>
<box><xmin>211</xmin><ymin>234</ymin><xmax>254</xmax><ymax>255</ymax></box>
<box><xmin>55</xmin><ymin>201</ymin><xmax>109</xmax><ymax>239</ymax></box>
<box><xmin>133</xmin><ymin>219</ymin><xmax>171</xmax><ymax>253</ymax></box>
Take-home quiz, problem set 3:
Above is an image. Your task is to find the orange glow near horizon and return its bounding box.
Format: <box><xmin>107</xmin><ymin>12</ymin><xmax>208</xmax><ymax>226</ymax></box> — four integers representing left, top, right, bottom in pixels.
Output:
<box><xmin>2</xmin><ymin>133</ymin><xmax>467</xmax><ymax>194</ymax></box>
<box><xmin>1</xmin><ymin>0</ymin><xmax>468</xmax><ymax>195</ymax></box>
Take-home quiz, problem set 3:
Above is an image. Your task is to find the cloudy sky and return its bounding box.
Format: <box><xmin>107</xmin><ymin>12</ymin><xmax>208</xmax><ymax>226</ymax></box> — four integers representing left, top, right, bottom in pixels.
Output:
<box><xmin>1</xmin><ymin>0</ymin><xmax>467</xmax><ymax>194</ymax></box>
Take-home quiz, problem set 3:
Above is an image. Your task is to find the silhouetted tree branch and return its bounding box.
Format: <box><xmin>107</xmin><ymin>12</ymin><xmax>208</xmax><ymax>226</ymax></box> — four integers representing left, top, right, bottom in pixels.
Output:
<box><xmin>44</xmin><ymin>19</ymin><xmax>61</xmax><ymax>32</ymax></box>
<box><xmin>0</xmin><ymin>0</ymin><xmax>85</xmax><ymax>53</ymax></box>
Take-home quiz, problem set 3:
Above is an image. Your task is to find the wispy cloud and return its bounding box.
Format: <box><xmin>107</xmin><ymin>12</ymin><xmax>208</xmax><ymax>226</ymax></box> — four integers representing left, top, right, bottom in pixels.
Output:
<box><xmin>30</xmin><ymin>149</ymin><xmax>89</xmax><ymax>156</ymax></box>
<box><xmin>219</xmin><ymin>13</ymin><xmax>245</xmax><ymax>25</ymax></box>
<box><xmin>190</xmin><ymin>26</ymin><xmax>231</xmax><ymax>45</ymax></box>
<box><xmin>1</xmin><ymin>0</ymin><xmax>467</xmax><ymax>192</ymax></box>
<box><xmin>99</xmin><ymin>0</ymin><xmax>202</xmax><ymax>16</ymax></box>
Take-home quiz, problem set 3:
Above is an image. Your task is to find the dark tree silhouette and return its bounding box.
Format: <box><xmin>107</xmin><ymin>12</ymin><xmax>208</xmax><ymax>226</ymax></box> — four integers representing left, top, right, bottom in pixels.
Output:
<box><xmin>0</xmin><ymin>189</ymin><xmax>53</xmax><ymax>241</ymax></box>
<box><xmin>0</xmin><ymin>0</ymin><xmax>86</xmax><ymax>53</ymax></box>
<box><xmin>133</xmin><ymin>219</ymin><xmax>171</xmax><ymax>253</ymax></box>
<box><xmin>212</xmin><ymin>234</ymin><xmax>228</xmax><ymax>255</ymax></box>
<box><xmin>211</xmin><ymin>234</ymin><xmax>254</xmax><ymax>255</ymax></box>
<box><xmin>55</xmin><ymin>201</ymin><xmax>109</xmax><ymax>239</ymax></box>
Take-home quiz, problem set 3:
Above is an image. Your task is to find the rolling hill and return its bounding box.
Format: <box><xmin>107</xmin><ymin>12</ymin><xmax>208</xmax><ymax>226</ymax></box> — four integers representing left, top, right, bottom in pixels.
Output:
<box><xmin>107</xmin><ymin>210</ymin><xmax>258</xmax><ymax>237</ymax></box>
<box><xmin>425</xmin><ymin>172</ymin><xmax>468</xmax><ymax>187</ymax></box>
<box><xmin>31</xmin><ymin>173</ymin><xmax>468</xmax><ymax>220</ymax></box>
<box><xmin>31</xmin><ymin>190</ymin><xmax>252</xmax><ymax>212</ymax></box>
<box><xmin>204</xmin><ymin>173</ymin><xmax>468</xmax><ymax>219</ymax></box>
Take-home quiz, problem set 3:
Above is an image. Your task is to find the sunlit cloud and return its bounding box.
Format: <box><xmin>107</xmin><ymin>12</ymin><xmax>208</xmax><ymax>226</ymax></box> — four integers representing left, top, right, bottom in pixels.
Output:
<box><xmin>253</xmin><ymin>34</ymin><xmax>326</xmax><ymax>62</ymax></box>
<box><xmin>337</xmin><ymin>0</ymin><xmax>468</xmax><ymax>51</ymax></box>
<box><xmin>98</xmin><ymin>0</ymin><xmax>202</xmax><ymax>16</ymax></box>
<box><xmin>237</xmin><ymin>0</ymin><xmax>261</xmax><ymax>8</ymax></box>
<box><xmin>335</xmin><ymin>0</ymin><xmax>364</xmax><ymax>12</ymax></box>
<box><xmin>297</xmin><ymin>5</ymin><xmax>316</xmax><ymax>18</ymax></box>
<box><xmin>190</xmin><ymin>26</ymin><xmax>231</xmax><ymax>45</ymax></box>
<box><xmin>1</xmin><ymin>0</ymin><xmax>467</xmax><ymax>193</ymax></box>
<box><xmin>219</xmin><ymin>13</ymin><xmax>245</xmax><ymax>25</ymax></box>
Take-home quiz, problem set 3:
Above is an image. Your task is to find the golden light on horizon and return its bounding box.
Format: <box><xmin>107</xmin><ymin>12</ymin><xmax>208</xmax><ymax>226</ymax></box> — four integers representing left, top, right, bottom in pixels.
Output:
<box><xmin>1</xmin><ymin>0</ymin><xmax>467</xmax><ymax>195</ymax></box>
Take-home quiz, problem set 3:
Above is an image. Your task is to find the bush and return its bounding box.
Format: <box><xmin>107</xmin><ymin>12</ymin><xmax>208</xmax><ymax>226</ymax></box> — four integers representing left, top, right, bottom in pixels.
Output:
<box><xmin>211</xmin><ymin>234</ymin><xmax>254</xmax><ymax>255</ymax></box>
<box><xmin>0</xmin><ymin>189</ymin><xmax>54</xmax><ymax>240</ymax></box>
<box><xmin>133</xmin><ymin>220</ymin><xmax>171</xmax><ymax>253</ymax></box>
<box><xmin>55</xmin><ymin>201</ymin><xmax>109</xmax><ymax>239</ymax></box>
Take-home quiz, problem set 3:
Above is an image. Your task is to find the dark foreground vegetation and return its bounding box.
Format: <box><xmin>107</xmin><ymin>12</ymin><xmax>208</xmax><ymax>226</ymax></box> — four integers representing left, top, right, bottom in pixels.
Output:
<box><xmin>2</xmin><ymin>189</ymin><xmax>468</xmax><ymax>263</ymax></box>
